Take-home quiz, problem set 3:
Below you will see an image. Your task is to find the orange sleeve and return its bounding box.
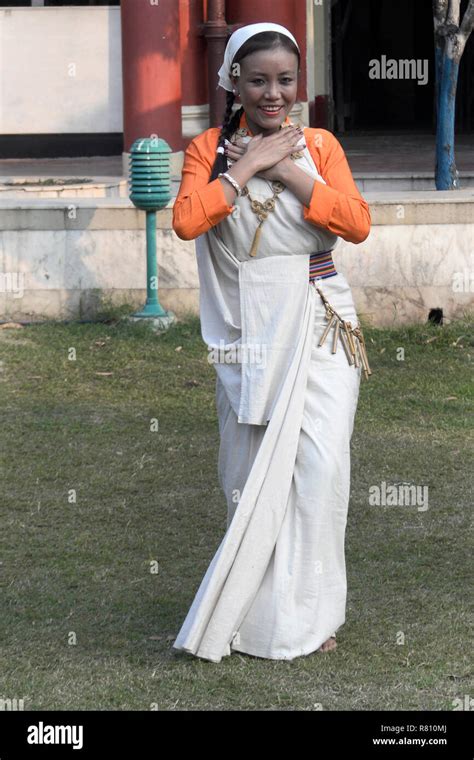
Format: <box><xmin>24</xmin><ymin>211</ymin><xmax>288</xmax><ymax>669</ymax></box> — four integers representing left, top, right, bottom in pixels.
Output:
<box><xmin>172</xmin><ymin>129</ymin><xmax>236</xmax><ymax>241</ymax></box>
<box><xmin>303</xmin><ymin>128</ymin><xmax>371</xmax><ymax>244</ymax></box>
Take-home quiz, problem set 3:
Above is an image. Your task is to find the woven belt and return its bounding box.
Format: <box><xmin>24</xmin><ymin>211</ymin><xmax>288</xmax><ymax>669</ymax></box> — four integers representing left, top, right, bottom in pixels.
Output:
<box><xmin>309</xmin><ymin>249</ymin><xmax>337</xmax><ymax>282</ymax></box>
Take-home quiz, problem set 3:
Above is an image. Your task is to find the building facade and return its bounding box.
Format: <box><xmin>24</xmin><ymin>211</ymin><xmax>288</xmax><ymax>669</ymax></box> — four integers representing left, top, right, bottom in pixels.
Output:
<box><xmin>1</xmin><ymin>0</ymin><xmax>472</xmax><ymax>160</ymax></box>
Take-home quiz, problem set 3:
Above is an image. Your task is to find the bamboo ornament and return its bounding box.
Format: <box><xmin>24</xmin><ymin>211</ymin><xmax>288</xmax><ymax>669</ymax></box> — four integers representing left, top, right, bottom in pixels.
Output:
<box><xmin>313</xmin><ymin>285</ymin><xmax>372</xmax><ymax>379</ymax></box>
<box><xmin>332</xmin><ymin>319</ymin><xmax>340</xmax><ymax>354</ymax></box>
<box><xmin>318</xmin><ymin>315</ymin><xmax>337</xmax><ymax>346</ymax></box>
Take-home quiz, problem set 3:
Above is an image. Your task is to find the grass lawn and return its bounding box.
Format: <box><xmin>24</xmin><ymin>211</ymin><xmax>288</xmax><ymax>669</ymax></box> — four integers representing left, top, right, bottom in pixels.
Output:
<box><xmin>0</xmin><ymin>310</ymin><xmax>472</xmax><ymax>711</ymax></box>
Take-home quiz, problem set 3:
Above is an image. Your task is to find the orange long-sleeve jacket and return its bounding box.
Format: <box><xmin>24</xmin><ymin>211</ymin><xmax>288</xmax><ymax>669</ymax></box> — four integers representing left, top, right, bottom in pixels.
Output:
<box><xmin>172</xmin><ymin>111</ymin><xmax>371</xmax><ymax>245</ymax></box>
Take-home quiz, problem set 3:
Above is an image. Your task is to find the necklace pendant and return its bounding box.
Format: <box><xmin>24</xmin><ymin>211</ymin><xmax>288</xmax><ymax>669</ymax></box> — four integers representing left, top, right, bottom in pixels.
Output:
<box><xmin>249</xmin><ymin>220</ymin><xmax>263</xmax><ymax>258</ymax></box>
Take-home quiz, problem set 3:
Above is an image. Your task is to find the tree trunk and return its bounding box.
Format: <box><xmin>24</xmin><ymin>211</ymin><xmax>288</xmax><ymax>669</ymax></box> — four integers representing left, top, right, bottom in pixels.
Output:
<box><xmin>433</xmin><ymin>0</ymin><xmax>474</xmax><ymax>190</ymax></box>
<box><xmin>435</xmin><ymin>36</ymin><xmax>460</xmax><ymax>189</ymax></box>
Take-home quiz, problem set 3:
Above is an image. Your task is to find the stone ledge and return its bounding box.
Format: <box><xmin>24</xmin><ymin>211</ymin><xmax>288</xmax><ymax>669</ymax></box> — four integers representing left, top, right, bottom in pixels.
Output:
<box><xmin>0</xmin><ymin>287</ymin><xmax>200</xmax><ymax>322</ymax></box>
<box><xmin>354</xmin><ymin>172</ymin><xmax>474</xmax><ymax>179</ymax></box>
<box><xmin>1</xmin><ymin>286</ymin><xmax>470</xmax><ymax>327</ymax></box>
<box><xmin>1</xmin><ymin>191</ymin><xmax>474</xmax><ymax>229</ymax></box>
<box><xmin>0</xmin><ymin>200</ymin><xmax>173</xmax><ymax>231</ymax></box>
<box><xmin>364</xmin><ymin>190</ymin><xmax>474</xmax><ymax>225</ymax></box>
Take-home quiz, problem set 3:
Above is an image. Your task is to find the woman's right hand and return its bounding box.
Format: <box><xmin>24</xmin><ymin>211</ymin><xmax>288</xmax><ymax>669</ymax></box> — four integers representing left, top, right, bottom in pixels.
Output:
<box><xmin>244</xmin><ymin>126</ymin><xmax>304</xmax><ymax>173</ymax></box>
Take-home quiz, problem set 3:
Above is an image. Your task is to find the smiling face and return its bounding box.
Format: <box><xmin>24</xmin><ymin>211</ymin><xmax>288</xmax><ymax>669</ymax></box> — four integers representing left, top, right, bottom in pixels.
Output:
<box><xmin>231</xmin><ymin>47</ymin><xmax>299</xmax><ymax>136</ymax></box>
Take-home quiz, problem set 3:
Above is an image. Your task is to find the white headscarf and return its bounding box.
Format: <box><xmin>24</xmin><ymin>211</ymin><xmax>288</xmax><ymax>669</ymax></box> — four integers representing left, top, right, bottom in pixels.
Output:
<box><xmin>217</xmin><ymin>22</ymin><xmax>300</xmax><ymax>92</ymax></box>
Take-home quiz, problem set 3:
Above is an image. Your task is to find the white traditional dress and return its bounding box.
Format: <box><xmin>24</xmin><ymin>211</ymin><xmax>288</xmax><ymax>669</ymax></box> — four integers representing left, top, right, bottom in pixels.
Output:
<box><xmin>172</xmin><ymin>121</ymin><xmax>369</xmax><ymax>662</ymax></box>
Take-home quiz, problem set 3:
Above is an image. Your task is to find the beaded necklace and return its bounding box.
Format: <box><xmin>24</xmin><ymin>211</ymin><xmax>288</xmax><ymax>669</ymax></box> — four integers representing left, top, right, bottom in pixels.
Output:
<box><xmin>230</xmin><ymin>119</ymin><xmax>305</xmax><ymax>258</ymax></box>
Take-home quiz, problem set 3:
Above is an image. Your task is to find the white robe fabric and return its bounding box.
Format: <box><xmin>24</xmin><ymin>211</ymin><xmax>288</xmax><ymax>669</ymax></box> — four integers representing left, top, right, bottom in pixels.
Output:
<box><xmin>172</xmin><ymin>134</ymin><xmax>362</xmax><ymax>662</ymax></box>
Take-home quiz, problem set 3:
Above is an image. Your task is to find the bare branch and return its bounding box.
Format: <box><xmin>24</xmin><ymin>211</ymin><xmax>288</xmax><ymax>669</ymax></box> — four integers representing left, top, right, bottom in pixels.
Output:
<box><xmin>460</xmin><ymin>0</ymin><xmax>474</xmax><ymax>37</ymax></box>
<box><xmin>433</xmin><ymin>0</ymin><xmax>449</xmax><ymax>27</ymax></box>
<box><xmin>447</xmin><ymin>0</ymin><xmax>461</xmax><ymax>26</ymax></box>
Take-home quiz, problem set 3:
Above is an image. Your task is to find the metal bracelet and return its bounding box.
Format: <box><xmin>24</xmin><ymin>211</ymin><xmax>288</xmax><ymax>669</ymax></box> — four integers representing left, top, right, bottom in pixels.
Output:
<box><xmin>218</xmin><ymin>172</ymin><xmax>242</xmax><ymax>197</ymax></box>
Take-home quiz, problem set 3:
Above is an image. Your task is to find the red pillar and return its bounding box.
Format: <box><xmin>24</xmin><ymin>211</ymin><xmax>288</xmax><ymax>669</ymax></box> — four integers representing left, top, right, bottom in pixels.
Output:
<box><xmin>120</xmin><ymin>0</ymin><xmax>183</xmax><ymax>152</ymax></box>
<box><xmin>180</xmin><ymin>0</ymin><xmax>208</xmax><ymax>108</ymax></box>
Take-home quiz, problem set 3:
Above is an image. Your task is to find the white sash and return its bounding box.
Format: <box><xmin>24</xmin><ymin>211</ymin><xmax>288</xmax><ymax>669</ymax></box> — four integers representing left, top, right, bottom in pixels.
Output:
<box><xmin>196</xmin><ymin>131</ymin><xmax>338</xmax><ymax>424</ymax></box>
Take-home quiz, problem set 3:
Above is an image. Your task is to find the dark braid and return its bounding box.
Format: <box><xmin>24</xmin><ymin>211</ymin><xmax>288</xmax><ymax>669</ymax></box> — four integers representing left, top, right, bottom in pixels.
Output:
<box><xmin>209</xmin><ymin>92</ymin><xmax>244</xmax><ymax>183</ymax></box>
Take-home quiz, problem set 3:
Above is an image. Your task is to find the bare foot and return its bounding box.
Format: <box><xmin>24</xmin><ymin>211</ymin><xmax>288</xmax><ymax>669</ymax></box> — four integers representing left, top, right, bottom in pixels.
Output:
<box><xmin>318</xmin><ymin>636</ymin><xmax>337</xmax><ymax>653</ymax></box>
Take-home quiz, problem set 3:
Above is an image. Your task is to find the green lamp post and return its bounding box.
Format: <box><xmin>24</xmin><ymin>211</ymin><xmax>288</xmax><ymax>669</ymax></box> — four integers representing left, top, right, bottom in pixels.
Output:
<box><xmin>128</xmin><ymin>136</ymin><xmax>175</xmax><ymax>330</ymax></box>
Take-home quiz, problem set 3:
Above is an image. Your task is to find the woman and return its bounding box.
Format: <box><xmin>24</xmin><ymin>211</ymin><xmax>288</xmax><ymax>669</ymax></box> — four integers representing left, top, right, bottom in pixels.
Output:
<box><xmin>171</xmin><ymin>22</ymin><xmax>371</xmax><ymax>663</ymax></box>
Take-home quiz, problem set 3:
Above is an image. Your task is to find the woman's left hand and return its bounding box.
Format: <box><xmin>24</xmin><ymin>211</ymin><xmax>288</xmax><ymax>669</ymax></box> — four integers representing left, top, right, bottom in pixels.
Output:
<box><xmin>225</xmin><ymin>138</ymin><xmax>291</xmax><ymax>182</ymax></box>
